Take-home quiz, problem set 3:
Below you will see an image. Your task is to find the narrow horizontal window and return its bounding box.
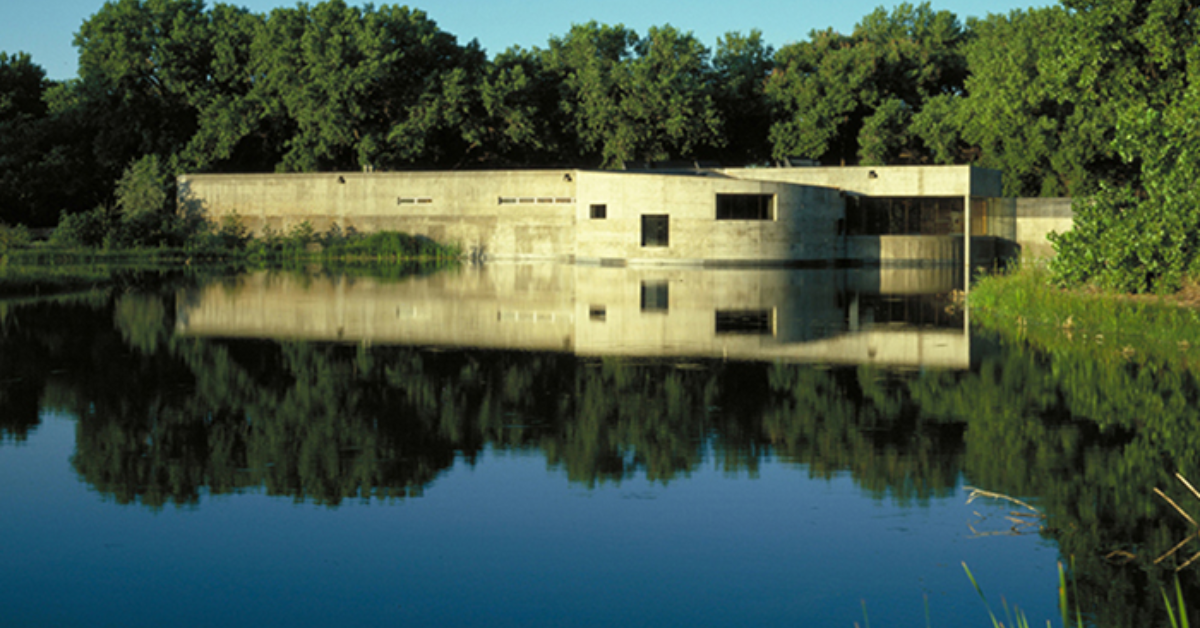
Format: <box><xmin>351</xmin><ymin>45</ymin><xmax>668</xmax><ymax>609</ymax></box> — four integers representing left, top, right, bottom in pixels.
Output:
<box><xmin>589</xmin><ymin>306</ymin><xmax>606</xmax><ymax>321</ymax></box>
<box><xmin>498</xmin><ymin>197</ymin><xmax>517</xmax><ymax>204</ymax></box>
<box><xmin>715</xmin><ymin>309</ymin><xmax>774</xmax><ymax>335</ymax></box>
<box><xmin>716</xmin><ymin>194</ymin><xmax>774</xmax><ymax>220</ymax></box>
<box><xmin>397</xmin><ymin>197</ymin><xmax>432</xmax><ymax>205</ymax></box>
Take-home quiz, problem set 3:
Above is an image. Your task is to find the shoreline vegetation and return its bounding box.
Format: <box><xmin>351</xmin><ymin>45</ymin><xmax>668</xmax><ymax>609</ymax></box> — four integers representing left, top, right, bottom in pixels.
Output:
<box><xmin>969</xmin><ymin>261</ymin><xmax>1200</xmax><ymax>370</ymax></box>
<box><xmin>0</xmin><ymin>218</ymin><xmax>461</xmax><ymax>298</ymax></box>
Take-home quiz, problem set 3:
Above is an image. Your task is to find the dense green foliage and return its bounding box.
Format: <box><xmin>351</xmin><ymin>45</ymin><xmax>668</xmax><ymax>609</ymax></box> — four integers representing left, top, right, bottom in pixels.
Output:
<box><xmin>2</xmin><ymin>0</ymin><xmax>1200</xmax><ymax>291</ymax></box>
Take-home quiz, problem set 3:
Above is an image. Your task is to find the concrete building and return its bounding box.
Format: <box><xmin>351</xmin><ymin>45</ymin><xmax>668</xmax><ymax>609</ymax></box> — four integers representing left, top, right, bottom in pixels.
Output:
<box><xmin>178</xmin><ymin>165</ymin><xmax>1010</xmax><ymax>269</ymax></box>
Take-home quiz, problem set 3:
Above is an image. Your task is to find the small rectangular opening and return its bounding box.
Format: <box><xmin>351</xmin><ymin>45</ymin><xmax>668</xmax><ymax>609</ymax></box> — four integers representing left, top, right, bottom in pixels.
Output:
<box><xmin>641</xmin><ymin>215</ymin><xmax>669</xmax><ymax>247</ymax></box>
<box><xmin>589</xmin><ymin>306</ymin><xmax>606</xmax><ymax>321</ymax></box>
<box><xmin>715</xmin><ymin>309</ymin><xmax>774</xmax><ymax>335</ymax></box>
<box><xmin>590</xmin><ymin>204</ymin><xmax>607</xmax><ymax>219</ymax></box>
<box><xmin>640</xmin><ymin>281</ymin><xmax>669</xmax><ymax>312</ymax></box>
<box><xmin>716</xmin><ymin>194</ymin><xmax>774</xmax><ymax>220</ymax></box>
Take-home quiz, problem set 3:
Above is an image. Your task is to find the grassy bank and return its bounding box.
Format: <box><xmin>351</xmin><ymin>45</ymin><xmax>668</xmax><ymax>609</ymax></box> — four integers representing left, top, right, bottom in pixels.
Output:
<box><xmin>0</xmin><ymin>223</ymin><xmax>462</xmax><ymax>297</ymax></box>
<box><xmin>969</xmin><ymin>262</ymin><xmax>1200</xmax><ymax>368</ymax></box>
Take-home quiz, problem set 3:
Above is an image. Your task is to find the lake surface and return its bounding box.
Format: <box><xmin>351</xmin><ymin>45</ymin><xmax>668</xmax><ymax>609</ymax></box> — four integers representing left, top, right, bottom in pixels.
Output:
<box><xmin>1</xmin><ymin>265</ymin><xmax>1196</xmax><ymax>627</ymax></box>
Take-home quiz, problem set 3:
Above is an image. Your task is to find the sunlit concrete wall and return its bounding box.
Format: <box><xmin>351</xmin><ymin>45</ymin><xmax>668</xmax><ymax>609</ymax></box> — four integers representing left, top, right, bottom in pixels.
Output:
<box><xmin>720</xmin><ymin>165</ymin><xmax>1002</xmax><ymax>198</ymax></box>
<box><xmin>573</xmin><ymin>171</ymin><xmax>843</xmax><ymax>264</ymax></box>
<box><xmin>178</xmin><ymin>166</ymin><xmax>1004</xmax><ymax>266</ymax></box>
<box><xmin>178</xmin><ymin>170</ymin><xmax>579</xmax><ymax>260</ymax></box>
<box><xmin>1014</xmin><ymin>197</ymin><xmax>1074</xmax><ymax>258</ymax></box>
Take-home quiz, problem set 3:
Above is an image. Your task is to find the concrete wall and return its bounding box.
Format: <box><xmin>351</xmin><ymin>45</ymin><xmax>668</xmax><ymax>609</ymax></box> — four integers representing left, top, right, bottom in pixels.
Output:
<box><xmin>1014</xmin><ymin>197</ymin><xmax>1073</xmax><ymax>259</ymax></box>
<box><xmin>573</xmin><ymin>171</ymin><xmax>843</xmax><ymax>264</ymax></box>
<box><xmin>720</xmin><ymin>165</ymin><xmax>1002</xmax><ymax>198</ymax></box>
<box><xmin>179</xmin><ymin>170</ymin><xmax>579</xmax><ymax>260</ymax></box>
<box><xmin>179</xmin><ymin>165</ymin><xmax>1005</xmax><ymax>265</ymax></box>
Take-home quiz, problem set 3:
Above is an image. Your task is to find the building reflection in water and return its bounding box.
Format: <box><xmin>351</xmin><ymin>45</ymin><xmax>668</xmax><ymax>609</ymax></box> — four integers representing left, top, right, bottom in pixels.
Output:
<box><xmin>176</xmin><ymin>265</ymin><xmax>971</xmax><ymax>369</ymax></box>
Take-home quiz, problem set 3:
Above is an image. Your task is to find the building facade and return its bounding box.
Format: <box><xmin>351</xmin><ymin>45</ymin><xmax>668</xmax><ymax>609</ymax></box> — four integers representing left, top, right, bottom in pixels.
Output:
<box><xmin>177</xmin><ymin>165</ymin><xmax>1007</xmax><ymax>266</ymax></box>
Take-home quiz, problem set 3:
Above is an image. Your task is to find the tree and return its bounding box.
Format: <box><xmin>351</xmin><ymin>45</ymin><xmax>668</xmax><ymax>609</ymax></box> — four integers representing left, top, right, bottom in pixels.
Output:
<box><xmin>542</xmin><ymin>22</ymin><xmax>723</xmax><ymax>168</ymax></box>
<box><xmin>249</xmin><ymin>1</ymin><xmax>482</xmax><ymax>171</ymax></box>
<box><xmin>72</xmin><ymin>0</ymin><xmax>210</xmax><ymax>173</ymax></box>
<box><xmin>765</xmin><ymin>2</ymin><xmax>967</xmax><ymax>165</ymax></box>
<box><xmin>459</xmin><ymin>46</ymin><xmax>567</xmax><ymax>166</ymax></box>
<box><xmin>952</xmin><ymin>8</ymin><xmax>1107</xmax><ymax>196</ymax></box>
<box><xmin>712</xmin><ymin>30</ymin><xmax>774</xmax><ymax>165</ymax></box>
<box><xmin>1049</xmin><ymin>0</ymin><xmax>1200</xmax><ymax>292</ymax></box>
<box><xmin>0</xmin><ymin>51</ymin><xmax>47</xmax><ymax>122</ymax></box>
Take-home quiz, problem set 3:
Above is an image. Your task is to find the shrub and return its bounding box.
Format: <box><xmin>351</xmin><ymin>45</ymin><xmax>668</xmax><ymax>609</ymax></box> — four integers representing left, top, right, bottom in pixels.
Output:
<box><xmin>51</xmin><ymin>207</ymin><xmax>113</xmax><ymax>248</ymax></box>
<box><xmin>0</xmin><ymin>222</ymin><xmax>31</xmax><ymax>253</ymax></box>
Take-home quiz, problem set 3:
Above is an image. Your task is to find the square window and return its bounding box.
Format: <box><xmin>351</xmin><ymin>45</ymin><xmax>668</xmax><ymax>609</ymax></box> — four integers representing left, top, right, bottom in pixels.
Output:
<box><xmin>641</xmin><ymin>214</ymin><xmax>669</xmax><ymax>247</ymax></box>
<box><xmin>640</xmin><ymin>281</ymin><xmax>669</xmax><ymax>311</ymax></box>
<box><xmin>590</xmin><ymin>204</ymin><xmax>607</xmax><ymax>219</ymax></box>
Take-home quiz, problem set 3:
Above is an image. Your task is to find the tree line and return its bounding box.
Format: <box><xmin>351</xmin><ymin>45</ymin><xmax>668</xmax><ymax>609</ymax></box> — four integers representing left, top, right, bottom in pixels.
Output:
<box><xmin>1</xmin><ymin>0</ymin><xmax>1198</xmax><ymax>290</ymax></box>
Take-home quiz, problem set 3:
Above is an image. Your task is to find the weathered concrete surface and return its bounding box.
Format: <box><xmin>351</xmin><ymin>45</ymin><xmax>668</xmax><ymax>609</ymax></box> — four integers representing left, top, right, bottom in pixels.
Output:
<box><xmin>179</xmin><ymin>171</ymin><xmax>579</xmax><ymax>261</ymax></box>
<box><xmin>573</xmin><ymin>170</ymin><xmax>844</xmax><ymax>264</ymax></box>
<box><xmin>176</xmin><ymin>265</ymin><xmax>971</xmax><ymax>369</ymax></box>
<box><xmin>720</xmin><ymin>164</ymin><xmax>1002</xmax><ymax>198</ymax></box>
<box><xmin>1014</xmin><ymin>197</ymin><xmax>1074</xmax><ymax>259</ymax></box>
<box><xmin>178</xmin><ymin>166</ymin><xmax>1007</xmax><ymax>266</ymax></box>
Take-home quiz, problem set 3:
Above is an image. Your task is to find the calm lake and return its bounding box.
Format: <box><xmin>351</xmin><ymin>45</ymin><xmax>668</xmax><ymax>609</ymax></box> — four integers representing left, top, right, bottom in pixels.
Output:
<box><xmin>1</xmin><ymin>264</ymin><xmax>1196</xmax><ymax>627</ymax></box>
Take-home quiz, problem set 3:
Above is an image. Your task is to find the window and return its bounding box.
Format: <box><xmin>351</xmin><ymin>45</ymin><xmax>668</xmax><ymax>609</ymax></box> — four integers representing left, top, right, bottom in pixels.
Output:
<box><xmin>641</xmin><ymin>215</ymin><xmax>669</xmax><ymax>247</ymax></box>
<box><xmin>844</xmin><ymin>196</ymin><xmax>963</xmax><ymax>235</ymax></box>
<box><xmin>716</xmin><ymin>194</ymin><xmax>774</xmax><ymax>220</ymax></box>
<box><xmin>640</xmin><ymin>281</ymin><xmax>669</xmax><ymax>311</ymax></box>
<box><xmin>590</xmin><ymin>204</ymin><xmax>607</xmax><ymax>219</ymax></box>
<box><xmin>715</xmin><ymin>309</ymin><xmax>774</xmax><ymax>335</ymax></box>
<box><xmin>589</xmin><ymin>306</ymin><xmax>607</xmax><ymax>321</ymax></box>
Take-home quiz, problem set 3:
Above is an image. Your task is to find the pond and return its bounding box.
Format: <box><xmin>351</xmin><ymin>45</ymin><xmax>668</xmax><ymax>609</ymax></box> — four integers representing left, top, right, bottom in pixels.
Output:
<box><xmin>0</xmin><ymin>264</ymin><xmax>1196</xmax><ymax>627</ymax></box>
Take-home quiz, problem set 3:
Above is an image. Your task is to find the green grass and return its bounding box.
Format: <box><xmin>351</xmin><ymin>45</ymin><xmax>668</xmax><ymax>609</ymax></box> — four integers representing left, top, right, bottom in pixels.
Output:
<box><xmin>969</xmin><ymin>262</ymin><xmax>1200</xmax><ymax>370</ymax></box>
<box><xmin>0</xmin><ymin>227</ymin><xmax>462</xmax><ymax>298</ymax></box>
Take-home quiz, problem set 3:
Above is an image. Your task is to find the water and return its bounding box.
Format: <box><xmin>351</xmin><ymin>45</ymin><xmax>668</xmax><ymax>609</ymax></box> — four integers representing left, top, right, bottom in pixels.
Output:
<box><xmin>0</xmin><ymin>265</ymin><xmax>1196</xmax><ymax>627</ymax></box>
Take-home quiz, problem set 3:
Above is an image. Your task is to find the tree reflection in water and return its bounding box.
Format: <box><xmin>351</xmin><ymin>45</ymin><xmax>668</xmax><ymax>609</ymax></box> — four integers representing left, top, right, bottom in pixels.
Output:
<box><xmin>0</xmin><ymin>282</ymin><xmax>1197</xmax><ymax>626</ymax></box>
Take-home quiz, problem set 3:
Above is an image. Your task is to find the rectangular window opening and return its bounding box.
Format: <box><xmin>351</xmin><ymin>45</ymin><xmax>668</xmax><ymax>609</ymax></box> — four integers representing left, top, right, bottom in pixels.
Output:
<box><xmin>589</xmin><ymin>306</ymin><xmax>607</xmax><ymax>321</ymax></box>
<box><xmin>715</xmin><ymin>309</ymin><xmax>774</xmax><ymax>335</ymax></box>
<box><xmin>716</xmin><ymin>194</ymin><xmax>774</xmax><ymax>220</ymax></box>
<box><xmin>641</xmin><ymin>215</ymin><xmax>669</xmax><ymax>247</ymax></box>
<box><xmin>590</xmin><ymin>204</ymin><xmax>607</xmax><ymax>219</ymax></box>
<box><xmin>640</xmin><ymin>281</ymin><xmax>669</xmax><ymax>312</ymax></box>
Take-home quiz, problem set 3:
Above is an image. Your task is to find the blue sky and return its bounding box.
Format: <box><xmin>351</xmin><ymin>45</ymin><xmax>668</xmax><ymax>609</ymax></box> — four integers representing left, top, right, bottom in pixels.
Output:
<box><xmin>4</xmin><ymin>0</ymin><xmax>1050</xmax><ymax>81</ymax></box>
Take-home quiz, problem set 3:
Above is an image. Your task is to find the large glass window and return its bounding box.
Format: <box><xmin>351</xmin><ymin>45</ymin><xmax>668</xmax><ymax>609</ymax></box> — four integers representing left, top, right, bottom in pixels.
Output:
<box><xmin>716</xmin><ymin>194</ymin><xmax>774</xmax><ymax>220</ymax></box>
<box><xmin>844</xmin><ymin>197</ymin><xmax>962</xmax><ymax>235</ymax></box>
